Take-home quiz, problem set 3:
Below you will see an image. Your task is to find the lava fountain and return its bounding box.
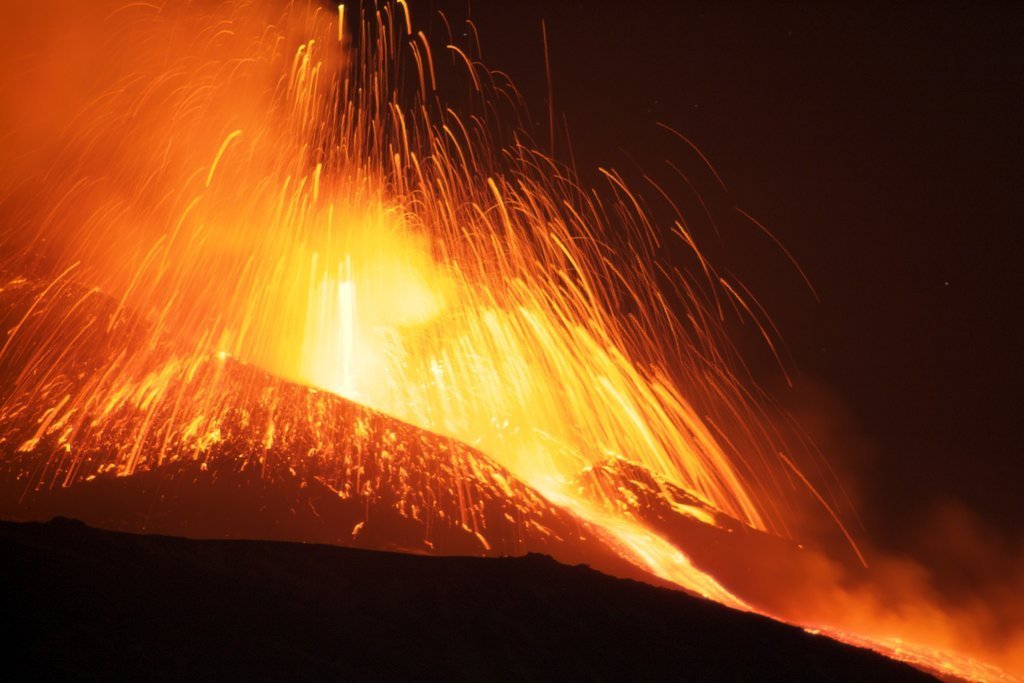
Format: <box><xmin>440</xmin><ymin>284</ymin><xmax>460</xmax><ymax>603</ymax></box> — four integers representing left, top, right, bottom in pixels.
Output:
<box><xmin>0</xmin><ymin>2</ymin><xmax>1018</xmax><ymax>680</ymax></box>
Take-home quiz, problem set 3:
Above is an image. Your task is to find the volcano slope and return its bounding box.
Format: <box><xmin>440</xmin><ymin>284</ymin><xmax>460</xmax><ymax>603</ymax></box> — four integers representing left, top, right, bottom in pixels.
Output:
<box><xmin>0</xmin><ymin>517</ymin><xmax>932</xmax><ymax>681</ymax></box>
<box><xmin>0</xmin><ymin>272</ymin><xmax>944</xmax><ymax>679</ymax></box>
<box><xmin>0</xmin><ymin>273</ymin><xmax>648</xmax><ymax>581</ymax></box>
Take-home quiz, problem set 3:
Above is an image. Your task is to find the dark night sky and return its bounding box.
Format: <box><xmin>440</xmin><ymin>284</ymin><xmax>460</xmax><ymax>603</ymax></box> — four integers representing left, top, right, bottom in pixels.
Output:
<box><xmin>415</xmin><ymin>1</ymin><xmax>1024</xmax><ymax>550</ymax></box>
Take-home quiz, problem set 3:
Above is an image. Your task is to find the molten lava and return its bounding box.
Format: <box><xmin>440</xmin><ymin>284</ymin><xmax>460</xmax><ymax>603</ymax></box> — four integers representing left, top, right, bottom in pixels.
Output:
<box><xmin>0</xmin><ymin>2</ymin><xmax>1019</xmax><ymax>681</ymax></box>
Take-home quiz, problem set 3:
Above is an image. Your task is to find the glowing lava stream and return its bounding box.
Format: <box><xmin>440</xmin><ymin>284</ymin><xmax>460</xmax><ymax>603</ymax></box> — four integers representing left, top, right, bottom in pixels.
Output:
<box><xmin>0</xmin><ymin>2</ymin><xmax>1018</xmax><ymax>681</ymax></box>
<box><xmin>536</xmin><ymin>485</ymin><xmax>747</xmax><ymax>609</ymax></box>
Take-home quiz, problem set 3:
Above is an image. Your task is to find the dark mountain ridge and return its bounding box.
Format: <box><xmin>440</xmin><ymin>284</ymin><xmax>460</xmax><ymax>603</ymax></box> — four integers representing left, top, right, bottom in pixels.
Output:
<box><xmin>0</xmin><ymin>517</ymin><xmax>932</xmax><ymax>681</ymax></box>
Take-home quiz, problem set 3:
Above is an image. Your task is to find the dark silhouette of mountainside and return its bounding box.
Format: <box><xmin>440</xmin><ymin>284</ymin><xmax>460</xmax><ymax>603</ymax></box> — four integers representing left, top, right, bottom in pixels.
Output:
<box><xmin>0</xmin><ymin>517</ymin><xmax>933</xmax><ymax>681</ymax></box>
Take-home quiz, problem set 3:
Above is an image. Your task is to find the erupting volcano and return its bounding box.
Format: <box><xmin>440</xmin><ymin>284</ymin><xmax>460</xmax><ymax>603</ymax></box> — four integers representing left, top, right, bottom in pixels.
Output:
<box><xmin>1</xmin><ymin>2</ymin><xmax>1019</xmax><ymax>681</ymax></box>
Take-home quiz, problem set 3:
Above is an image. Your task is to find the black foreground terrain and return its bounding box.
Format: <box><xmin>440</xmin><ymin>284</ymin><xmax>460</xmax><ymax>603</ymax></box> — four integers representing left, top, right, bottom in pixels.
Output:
<box><xmin>0</xmin><ymin>518</ymin><xmax>932</xmax><ymax>681</ymax></box>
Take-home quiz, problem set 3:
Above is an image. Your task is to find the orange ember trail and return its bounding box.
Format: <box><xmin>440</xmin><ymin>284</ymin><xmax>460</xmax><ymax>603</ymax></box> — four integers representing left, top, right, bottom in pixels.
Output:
<box><xmin>0</xmin><ymin>2</ymin><xmax>1019</xmax><ymax>681</ymax></box>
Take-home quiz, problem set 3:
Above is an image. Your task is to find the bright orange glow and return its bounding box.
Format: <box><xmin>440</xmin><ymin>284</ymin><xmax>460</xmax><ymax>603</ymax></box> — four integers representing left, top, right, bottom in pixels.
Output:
<box><xmin>0</xmin><ymin>2</ymin><xmax>1020</xmax><ymax>681</ymax></box>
